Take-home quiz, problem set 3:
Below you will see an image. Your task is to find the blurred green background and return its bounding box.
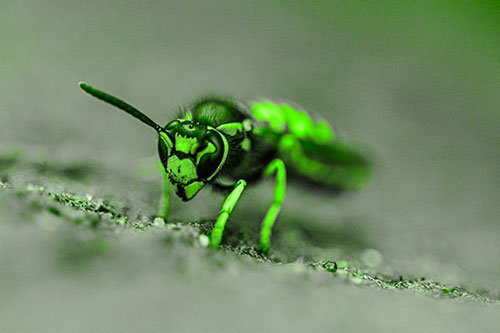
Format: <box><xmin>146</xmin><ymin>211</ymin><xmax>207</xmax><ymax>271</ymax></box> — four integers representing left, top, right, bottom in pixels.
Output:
<box><xmin>1</xmin><ymin>1</ymin><xmax>500</xmax><ymax>331</ymax></box>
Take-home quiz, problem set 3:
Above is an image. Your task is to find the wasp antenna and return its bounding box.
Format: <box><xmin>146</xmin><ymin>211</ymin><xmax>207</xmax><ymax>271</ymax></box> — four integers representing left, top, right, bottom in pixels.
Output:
<box><xmin>79</xmin><ymin>82</ymin><xmax>163</xmax><ymax>133</ymax></box>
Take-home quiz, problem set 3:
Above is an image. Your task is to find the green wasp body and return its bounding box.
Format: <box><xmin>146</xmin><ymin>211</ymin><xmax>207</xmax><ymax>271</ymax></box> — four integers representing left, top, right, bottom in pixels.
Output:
<box><xmin>79</xmin><ymin>83</ymin><xmax>370</xmax><ymax>252</ymax></box>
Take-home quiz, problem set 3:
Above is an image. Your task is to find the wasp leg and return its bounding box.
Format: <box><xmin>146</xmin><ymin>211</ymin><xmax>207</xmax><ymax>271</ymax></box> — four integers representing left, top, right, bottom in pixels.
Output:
<box><xmin>209</xmin><ymin>179</ymin><xmax>247</xmax><ymax>249</ymax></box>
<box><xmin>259</xmin><ymin>159</ymin><xmax>286</xmax><ymax>252</ymax></box>
<box><xmin>157</xmin><ymin>168</ymin><xmax>171</xmax><ymax>219</ymax></box>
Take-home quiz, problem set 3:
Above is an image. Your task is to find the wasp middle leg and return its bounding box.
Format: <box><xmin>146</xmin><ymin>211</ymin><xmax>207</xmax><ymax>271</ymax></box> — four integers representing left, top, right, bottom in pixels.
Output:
<box><xmin>259</xmin><ymin>158</ymin><xmax>286</xmax><ymax>252</ymax></box>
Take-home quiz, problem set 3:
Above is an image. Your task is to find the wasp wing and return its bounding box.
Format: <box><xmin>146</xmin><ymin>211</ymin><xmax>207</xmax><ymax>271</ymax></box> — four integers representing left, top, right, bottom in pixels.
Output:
<box><xmin>278</xmin><ymin>135</ymin><xmax>371</xmax><ymax>193</ymax></box>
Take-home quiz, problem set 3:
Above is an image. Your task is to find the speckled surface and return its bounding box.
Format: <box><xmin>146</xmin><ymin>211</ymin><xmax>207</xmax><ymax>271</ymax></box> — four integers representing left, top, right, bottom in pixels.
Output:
<box><xmin>1</xmin><ymin>1</ymin><xmax>499</xmax><ymax>332</ymax></box>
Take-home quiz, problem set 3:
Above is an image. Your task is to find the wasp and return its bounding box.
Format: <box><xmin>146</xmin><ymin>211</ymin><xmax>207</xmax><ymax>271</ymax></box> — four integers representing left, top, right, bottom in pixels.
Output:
<box><xmin>79</xmin><ymin>82</ymin><xmax>370</xmax><ymax>252</ymax></box>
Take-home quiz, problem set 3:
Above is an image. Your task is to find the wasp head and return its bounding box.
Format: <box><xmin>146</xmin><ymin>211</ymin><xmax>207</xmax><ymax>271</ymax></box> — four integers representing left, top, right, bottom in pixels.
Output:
<box><xmin>158</xmin><ymin>119</ymin><xmax>228</xmax><ymax>201</ymax></box>
<box><xmin>78</xmin><ymin>82</ymin><xmax>228</xmax><ymax>201</ymax></box>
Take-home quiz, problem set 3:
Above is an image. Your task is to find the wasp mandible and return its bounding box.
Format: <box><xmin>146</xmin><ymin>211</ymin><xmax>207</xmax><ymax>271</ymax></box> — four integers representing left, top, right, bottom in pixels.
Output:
<box><xmin>79</xmin><ymin>82</ymin><xmax>370</xmax><ymax>252</ymax></box>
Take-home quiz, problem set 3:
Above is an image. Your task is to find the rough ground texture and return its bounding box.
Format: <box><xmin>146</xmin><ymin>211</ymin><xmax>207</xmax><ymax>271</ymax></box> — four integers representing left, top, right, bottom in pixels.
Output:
<box><xmin>1</xmin><ymin>148</ymin><xmax>499</xmax><ymax>332</ymax></box>
<box><xmin>2</xmin><ymin>1</ymin><xmax>500</xmax><ymax>332</ymax></box>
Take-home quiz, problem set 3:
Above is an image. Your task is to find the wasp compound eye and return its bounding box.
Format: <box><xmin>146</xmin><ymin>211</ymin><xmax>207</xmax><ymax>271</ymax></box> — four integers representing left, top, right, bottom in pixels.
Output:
<box><xmin>158</xmin><ymin>131</ymin><xmax>174</xmax><ymax>168</ymax></box>
<box><xmin>196</xmin><ymin>130</ymin><xmax>226</xmax><ymax>180</ymax></box>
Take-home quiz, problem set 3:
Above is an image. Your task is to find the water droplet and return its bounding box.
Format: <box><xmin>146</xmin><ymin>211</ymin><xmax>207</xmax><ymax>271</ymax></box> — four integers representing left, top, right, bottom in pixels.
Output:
<box><xmin>361</xmin><ymin>249</ymin><xmax>383</xmax><ymax>268</ymax></box>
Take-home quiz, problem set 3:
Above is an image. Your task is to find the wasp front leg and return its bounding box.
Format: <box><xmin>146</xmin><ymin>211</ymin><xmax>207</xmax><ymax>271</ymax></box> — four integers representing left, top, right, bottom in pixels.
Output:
<box><xmin>134</xmin><ymin>156</ymin><xmax>172</xmax><ymax>220</ymax></box>
<box><xmin>209</xmin><ymin>179</ymin><xmax>247</xmax><ymax>248</ymax></box>
<box><xmin>157</xmin><ymin>167</ymin><xmax>171</xmax><ymax>219</ymax></box>
<box><xmin>259</xmin><ymin>159</ymin><xmax>286</xmax><ymax>252</ymax></box>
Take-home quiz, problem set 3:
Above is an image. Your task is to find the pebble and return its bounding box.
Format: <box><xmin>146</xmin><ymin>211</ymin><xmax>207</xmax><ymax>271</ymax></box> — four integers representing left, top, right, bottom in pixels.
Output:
<box><xmin>198</xmin><ymin>235</ymin><xmax>209</xmax><ymax>247</ymax></box>
<box><xmin>152</xmin><ymin>217</ymin><xmax>165</xmax><ymax>227</ymax></box>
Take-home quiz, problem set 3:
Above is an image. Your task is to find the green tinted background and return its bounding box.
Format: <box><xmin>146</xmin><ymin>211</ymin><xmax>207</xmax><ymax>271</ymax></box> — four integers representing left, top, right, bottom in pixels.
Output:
<box><xmin>1</xmin><ymin>1</ymin><xmax>499</xmax><ymax>331</ymax></box>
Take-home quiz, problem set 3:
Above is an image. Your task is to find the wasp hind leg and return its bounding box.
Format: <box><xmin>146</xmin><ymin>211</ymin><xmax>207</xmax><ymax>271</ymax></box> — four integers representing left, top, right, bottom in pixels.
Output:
<box><xmin>209</xmin><ymin>179</ymin><xmax>247</xmax><ymax>249</ymax></box>
<box><xmin>259</xmin><ymin>159</ymin><xmax>286</xmax><ymax>253</ymax></box>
